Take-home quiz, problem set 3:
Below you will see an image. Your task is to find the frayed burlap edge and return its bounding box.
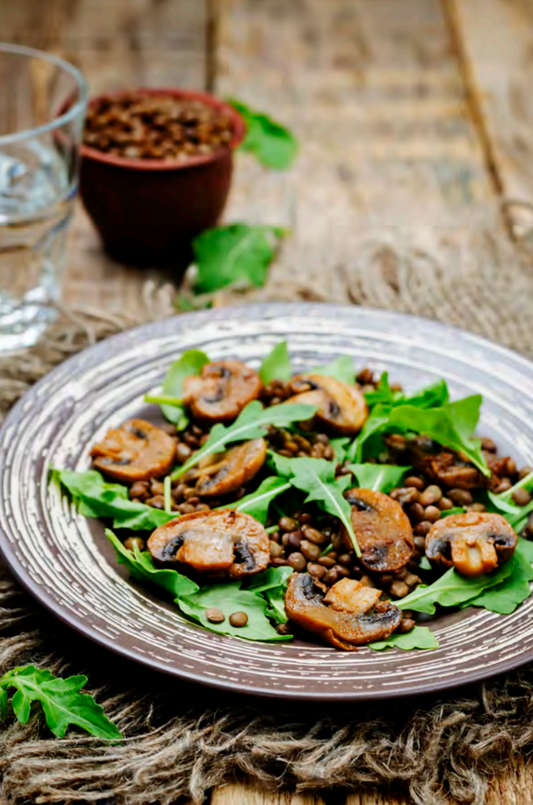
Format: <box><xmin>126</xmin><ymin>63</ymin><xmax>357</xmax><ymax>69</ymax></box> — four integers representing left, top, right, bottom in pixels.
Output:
<box><xmin>3</xmin><ymin>222</ymin><xmax>533</xmax><ymax>804</ymax></box>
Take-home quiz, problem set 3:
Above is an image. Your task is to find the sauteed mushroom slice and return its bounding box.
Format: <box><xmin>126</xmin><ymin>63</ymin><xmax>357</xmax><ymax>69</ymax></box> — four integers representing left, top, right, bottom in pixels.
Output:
<box><xmin>185</xmin><ymin>438</ymin><xmax>267</xmax><ymax>498</ymax></box>
<box><xmin>340</xmin><ymin>488</ymin><xmax>414</xmax><ymax>573</ymax></box>
<box><xmin>91</xmin><ymin>418</ymin><xmax>176</xmax><ymax>482</ymax></box>
<box><xmin>425</xmin><ymin>512</ymin><xmax>517</xmax><ymax>577</ymax></box>
<box><xmin>387</xmin><ymin>435</ymin><xmax>483</xmax><ymax>490</ymax></box>
<box><xmin>285</xmin><ymin>573</ymin><xmax>402</xmax><ymax>650</ymax></box>
<box><xmin>287</xmin><ymin>374</ymin><xmax>367</xmax><ymax>435</ymax></box>
<box><xmin>183</xmin><ymin>360</ymin><xmax>262</xmax><ymax>424</ymax></box>
<box><xmin>147</xmin><ymin>509</ymin><xmax>270</xmax><ymax>578</ymax></box>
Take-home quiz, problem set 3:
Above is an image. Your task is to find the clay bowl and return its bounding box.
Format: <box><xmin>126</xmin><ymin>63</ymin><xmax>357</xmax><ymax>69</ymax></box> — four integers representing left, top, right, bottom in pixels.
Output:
<box><xmin>79</xmin><ymin>88</ymin><xmax>246</xmax><ymax>269</ymax></box>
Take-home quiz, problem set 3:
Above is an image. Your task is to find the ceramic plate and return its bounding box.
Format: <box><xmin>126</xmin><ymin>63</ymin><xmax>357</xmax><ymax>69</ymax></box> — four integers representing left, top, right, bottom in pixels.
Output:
<box><xmin>2</xmin><ymin>304</ymin><xmax>533</xmax><ymax>700</ymax></box>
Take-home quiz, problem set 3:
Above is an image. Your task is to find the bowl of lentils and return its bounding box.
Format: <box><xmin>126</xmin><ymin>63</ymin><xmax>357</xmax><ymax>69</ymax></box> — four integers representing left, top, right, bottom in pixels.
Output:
<box><xmin>79</xmin><ymin>89</ymin><xmax>245</xmax><ymax>267</ymax></box>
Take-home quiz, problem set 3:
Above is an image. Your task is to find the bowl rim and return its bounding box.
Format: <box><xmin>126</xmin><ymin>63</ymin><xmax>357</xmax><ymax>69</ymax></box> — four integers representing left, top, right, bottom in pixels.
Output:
<box><xmin>80</xmin><ymin>87</ymin><xmax>246</xmax><ymax>171</ymax></box>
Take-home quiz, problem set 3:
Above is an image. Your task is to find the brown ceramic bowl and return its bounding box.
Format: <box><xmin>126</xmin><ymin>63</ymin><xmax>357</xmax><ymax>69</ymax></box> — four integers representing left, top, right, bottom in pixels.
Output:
<box><xmin>79</xmin><ymin>88</ymin><xmax>246</xmax><ymax>268</ymax></box>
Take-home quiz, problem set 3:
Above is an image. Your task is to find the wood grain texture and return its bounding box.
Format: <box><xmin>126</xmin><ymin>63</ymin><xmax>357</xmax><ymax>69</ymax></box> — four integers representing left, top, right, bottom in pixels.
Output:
<box><xmin>450</xmin><ymin>0</ymin><xmax>533</xmax><ymax>235</ymax></box>
<box><xmin>215</xmin><ymin>0</ymin><xmax>497</xmax><ymax>260</ymax></box>
<box><xmin>0</xmin><ymin>0</ymin><xmax>208</xmax><ymax>313</ymax></box>
<box><xmin>211</xmin><ymin>783</ymin><xmax>327</xmax><ymax>805</ymax></box>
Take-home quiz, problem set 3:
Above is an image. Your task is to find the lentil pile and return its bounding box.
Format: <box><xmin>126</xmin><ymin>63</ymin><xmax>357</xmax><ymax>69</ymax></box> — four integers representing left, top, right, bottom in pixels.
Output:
<box><xmin>83</xmin><ymin>93</ymin><xmax>233</xmax><ymax>160</ymax></box>
<box><xmin>77</xmin><ymin>351</ymin><xmax>533</xmax><ymax>651</ymax></box>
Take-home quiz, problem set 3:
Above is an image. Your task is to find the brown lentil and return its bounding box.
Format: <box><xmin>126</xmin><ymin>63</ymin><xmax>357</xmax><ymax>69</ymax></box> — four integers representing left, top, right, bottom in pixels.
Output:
<box><xmin>229</xmin><ymin>611</ymin><xmax>248</xmax><ymax>628</ymax></box>
<box><xmin>448</xmin><ymin>488</ymin><xmax>473</xmax><ymax>506</ymax></box>
<box><xmin>424</xmin><ymin>505</ymin><xmax>442</xmax><ymax>523</ymax></box>
<box><xmin>337</xmin><ymin>553</ymin><xmax>354</xmax><ymax>567</ymax></box>
<box><xmin>414</xmin><ymin>536</ymin><xmax>427</xmax><ymax>552</ymax></box>
<box><xmin>357</xmin><ymin>368</ymin><xmax>375</xmax><ymax>385</ymax></box>
<box><xmin>419</xmin><ymin>485</ymin><xmax>442</xmax><ymax>506</ymax></box>
<box><xmin>404</xmin><ymin>476</ymin><xmax>425</xmax><ymax>490</ymax></box>
<box><xmin>307</xmin><ymin>562</ymin><xmax>327</xmax><ymax>580</ymax></box>
<box><xmin>494</xmin><ymin>478</ymin><xmax>512</xmax><ymax>493</ymax></box>
<box><xmin>279</xmin><ymin>516</ymin><xmax>299</xmax><ymax>532</ymax></box>
<box><xmin>408</xmin><ymin>502</ymin><xmax>426</xmax><ymax>523</ymax></box>
<box><xmin>300</xmin><ymin>540</ymin><xmax>322</xmax><ymax>561</ymax></box>
<box><xmin>513</xmin><ymin>487</ymin><xmax>532</xmax><ymax>506</ymax></box>
<box><xmin>269</xmin><ymin>541</ymin><xmax>284</xmax><ymax>559</ymax></box>
<box><xmin>396</xmin><ymin>618</ymin><xmax>416</xmax><ymax>634</ymax></box>
<box><xmin>124</xmin><ymin>536</ymin><xmax>146</xmax><ymax>552</ymax></box>
<box><xmin>298</xmin><ymin>512</ymin><xmax>313</xmax><ymax>525</ymax></box>
<box><xmin>301</xmin><ymin>525</ymin><xmax>328</xmax><ymax>545</ymax></box>
<box><xmin>288</xmin><ymin>552</ymin><xmax>307</xmax><ymax>572</ymax></box>
<box><xmin>282</xmin><ymin>531</ymin><xmax>302</xmax><ymax>551</ymax></box>
<box><xmin>146</xmin><ymin>494</ymin><xmax>165</xmax><ymax>509</ymax></box>
<box><xmin>271</xmin><ymin>558</ymin><xmax>290</xmax><ymax>567</ymax></box>
<box><xmin>404</xmin><ymin>573</ymin><xmax>421</xmax><ymax>587</ymax></box>
<box><xmin>324</xmin><ymin>568</ymin><xmax>340</xmax><ymax>586</ymax></box>
<box><xmin>389</xmin><ymin>580</ymin><xmax>409</xmax><ymax>598</ymax></box>
<box><xmin>335</xmin><ymin>565</ymin><xmax>352</xmax><ymax>579</ymax></box>
<box><xmin>414</xmin><ymin>520</ymin><xmax>432</xmax><ymax>537</ymax></box>
<box><xmin>150</xmin><ymin>479</ymin><xmax>164</xmax><ymax>496</ymax></box>
<box><xmin>129</xmin><ymin>480</ymin><xmax>150</xmax><ymax>500</ymax></box>
<box><xmin>318</xmin><ymin>556</ymin><xmax>336</xmax><ymax>568</ymax></box>
<box><xmin>481</xmin><ymin>436</ymin><xmax>497</xmax><ymax>452</ymax></box>
<box><xmin>175</xmin><ymin>443</ymin><xmax>192</xmax><ymax>464</ymax></box>
<box><xmin>359</xmin><ymin>575</ymin><xmax>377</xmax><ymax>588</ymax></box>
<box><xmin>467</xmin><ymin>502</ymin><xmax>487</xmax><ymax>513</ymax></box>
<box><xmin>519</xmin><ymin>466</ymin><xmax>533</xmax><ymax>480</ymax></box>
<box><xmin>438</xmin><ymin>496</ymin><xmax>453</xmax><ymax>511</ymax></box>
<box><xmin>390</xmin><ymin>487</ymin><xmax>419</xmax><ymax>505</ymax></box>
<box><xmin>276</xmin><ymin>623</ymin><xmax>292</xmax><ymax>635</ymax></box>
<box><xmin>206</xmin><ymin>608</ymin><xmax>225</xmax><ymax>624</ymax></box>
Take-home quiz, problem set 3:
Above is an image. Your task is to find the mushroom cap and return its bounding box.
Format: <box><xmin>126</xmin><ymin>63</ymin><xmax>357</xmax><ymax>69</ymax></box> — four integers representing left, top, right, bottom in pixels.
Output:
<box><xmin>340</xmin><ymin>488</ymin><xmax>414</xmax><ymax>573</ymax></box>
<box><xmin>90</xmin><ymin>418</ymin><xmax>176</xmax><ymax>482</ymax></box>
<box><xmin>183</xmin><ymin>360</ymin><xmax>262</xmax><ymax>424</ymax></box>
<box><xmin>287</xmin><ymin>374</ymin><xmax>367</xmax><ymax>435</ymax></box>
<box><xmin>285</xmin><ymin>573</ymin><xmax>402</xmax><ymax>650</ymax></box>
<box><xmin>387</xmin><ymin>434</ymin><xmax>483</xmax><ymax>490</ymax></box>
<box><xmin>425</xmin><ymin>512</ymin><xmax>517</xmax><ymax>577</ymax></box>
<box><xmin>186</xmin><ymin>438</ymin><xmax>267</xmax><ymax>498</ymax></box>
<box><xmin>147</xmin><ymin>508</ymin><xmax>270</xmax><ymax>578</ymax></box>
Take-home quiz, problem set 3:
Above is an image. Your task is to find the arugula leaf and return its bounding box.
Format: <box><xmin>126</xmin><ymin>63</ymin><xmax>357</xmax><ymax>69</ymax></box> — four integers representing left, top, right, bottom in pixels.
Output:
<box><xmin>488</xmin><ymin>471</ymin><xmax>533</xmax><ymax>531</ymax></box>
<box><xmin>311</xmin><ymin>356</ymin><xmax>355</xmax><ymax>384</ymax></box>
<box><xmin>465</xmin><ymin>540</ymin><xmax>533</xmax><ymax>614</ymax></box>
<box><xmin>397</xmin><ymin>559</ymin><xmax>515</xmax><ymax>615</ymax></box>
<box><xmin>330</xmin><ymin>437</ymin><xmax>350</xmax><ymax>463</ymax></box>
<box><xmin>228</xmin><ymin>98</ymin><xmax>298</xmax><ymax>170</ymax></box>
<box><xmin>259</xmin><ymin>341</ymin><xmax>292</xmax><ymax>384</ymax></box>
<box><xmin>365</xmin><ymin>374</ymin><xmax>449</xmax><ymax>410</ymax></box>
<box><xmin>271</xmin><ymin>454</ymin><xmax>361</xmax><ymax>557</ymax></box>
<box><xmin>418</xmin><ymin>556</ymin><xmax>433</xmax><ymax>571</ymax></box>
<box><xmin>440</xmin><ymin>507</ymin><xmax>467</xmax><ymax>517</ymax></box>
<box><xmin>368</xmin><ymin>625</ymin><xmax>439</xmax><ymax>651</ymax></box>
<box><xmin>52</xmin><ymin>469</ymin><xmax>175</xmax><ymax>531</ymax></box>
<box><xmin>172</xmin><ymin>400</ymin><xmax>317</xmax><ymax>480</ymax></box>
<box><xmin>178</xmin><ymin>583</ymin><xmax>291</xmax><ymax>641</ymax></box>
<box><xmin>0</xmin><ymin>666</ymin><xmax>121</xmax><ymax>740</ymax></box>
<box><xmin>351</xmin><ymin>395</ymin><xmax>488</xmax><ymax>476</ymax></box>
<box><xmin>347</xmin><ymin>463</ymin><xmax>410</xmax><ymax>494</ymax></box>
<box><xmin>364</xmin><ymin>372</ymin><xmax>402</xmax><ymax>407</ymax></box>
<box><xmin>192</xmin><ymin>224</ymin><xmax>286</xmax><ymax>294</ymax></box>
<box><xmin>223</xmin><ymin>477</ymin><xmax>292</xmax><ymax>524</ymax></box>
<box><xmin>149</xmin><ymin>350</ymin><xmax>209</xmax><ymax>428</ymax></box>
<box><xmin>106</xmin><ymin>529</ymin><xmax>198</xmax><ymax>598</ymax></box>
<box><xmin>245</xmin><ymin>566</ymin><xmax>293</xmax><ymax>624</ymax></box>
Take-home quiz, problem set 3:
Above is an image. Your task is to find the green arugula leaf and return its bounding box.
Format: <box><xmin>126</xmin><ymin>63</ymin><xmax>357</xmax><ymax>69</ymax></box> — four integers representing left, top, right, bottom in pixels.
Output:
<box><xmin>347</xmin><ymin>463</ymin><xmax>410</xmax><ymax>494</ymax></box>
<box><xmin>311</xmin><ymin>356</ymin><xmax>355</xmax><ymax>384</ymax></box>
<box><xmin>351</xmin><ymin>395</ymin><xmax>488</xmax><ymax>476</ymax></box>
<box><xmin>149</xmin><ymin>349</ymin><xmax>209</xmax><ymax>428</ymax></box>
<box><xmin>329</xmin><ymin>437</ymin><xmax>350</xmax><ymax>463</ymax></box>
<box><xmin>364</xmin><ymin>372</ymin><xmax>402</xmax><ymax>407</ymax></box>
<box><xmin>271</xmin><ymin>454</ymin><xmax>361</xmax><ymax>557</ymax></box>
<box><xmin>365</xmin><ymin>374</ymin><xmax>449</xmax><ymax>410</ymax></box>
<box><xmin>223</xmin><ymin>476</ymin><xmax>292</xmax><ymax>524</ymax></box>
<box><xmin>228</xmin><ymin>98</ymin><xmax>298</xmax><ymax>170</ymax></box>
<box><xmin>259</xmin><ymin>340</ymin><xmax>292</xmax><ymax>384</ymax></box>
<box><xmin>397</xmin><ymin>559</ymin><xmax>515</xmax><ymax>615</ymax></box>
<box><xmin>368</xmin><ymin>625</ymin><xmax>439</xmax><ymax>651</ymax></box>
<box><xmin>192</xmin><ymin>224</ymin><xmax>286</xmax><ymax>294</ymax></box>
<box><xmin>172</xmin><ymin>400</ymin><xmax>317</xmax><ymax>480</ymax></box>
<box><xmin>440</xmin><ymin>507</ymin><xmax>467</xmax><ymax>517</ymax></box>
<box><xmin>178</xmin><ymin>583</ymin><xmax>292</xmax><ymax>641</ymax></box>
<box><xmin>106</xmin><ymin>529</ymin><xmax>198</xmax><ymax>598</ymax></box>
<box><xmin>0</xmin><ymin>666</ymin><xmax>121</xmax><ymax>740</ymax></box>
<box><xmin>465</xmin><ymin>540</ymin><xmax>533</xmax><ymax>614</ymax></box>
<box><xmin>418</xmin><ymin>555</ymin><xmax>433</xmax><ymax>571</ymax></box>
<box><xmin>487</xmin><ymin>471</ymin><xmax>533</xmax><ymax>531</ymax></box>
<box><xmin>245</xmin><ymin>566</ymin><xmax>293</xmax><ymax>624</ymax></box>
<box><xmin>52</xmin><ymin>469</ymin><xmax>175</xmax><ymax>531</ymax></box>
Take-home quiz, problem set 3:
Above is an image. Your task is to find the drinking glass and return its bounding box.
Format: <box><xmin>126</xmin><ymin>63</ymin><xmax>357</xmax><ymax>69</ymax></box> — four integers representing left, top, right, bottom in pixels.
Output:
<box><xmin>0</xmin><ymin>44</ymin><xmax>87</xmax><ymax>351</ymax></box>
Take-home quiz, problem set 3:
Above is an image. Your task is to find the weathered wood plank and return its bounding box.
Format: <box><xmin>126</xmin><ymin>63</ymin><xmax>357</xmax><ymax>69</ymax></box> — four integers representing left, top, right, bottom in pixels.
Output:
<box><xmin>0</xmin><ymin>0</ymin><xmax>208</xmax><ymax>314</ymax></box>
<box><xmin>211</xmin><ymin>784</ymin><xmax>327</xmax><ymax>805</ymax></box>
<box><xmin>449</xmin><ymin>0</ymin><xmax>533</xmax><ymax>235</ymax></box>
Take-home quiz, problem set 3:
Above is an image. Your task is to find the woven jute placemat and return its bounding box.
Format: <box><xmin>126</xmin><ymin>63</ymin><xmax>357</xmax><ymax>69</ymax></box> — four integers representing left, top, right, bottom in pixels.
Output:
<box><xmin>3</xmin><ymin>219</ymin><xmax>533</xmax><ymax>805</ymax></box>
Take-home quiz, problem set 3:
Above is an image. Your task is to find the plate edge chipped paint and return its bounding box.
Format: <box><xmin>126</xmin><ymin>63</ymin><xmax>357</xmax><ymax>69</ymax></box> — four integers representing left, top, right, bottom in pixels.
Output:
<box><xmin>1</xmin><ymin>303</ymin><xmax>533</xmax><ymax>700</ymax></box>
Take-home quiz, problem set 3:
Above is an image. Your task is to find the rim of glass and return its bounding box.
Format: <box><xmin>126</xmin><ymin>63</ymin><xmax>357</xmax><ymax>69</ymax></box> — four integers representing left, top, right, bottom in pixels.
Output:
<box><xmin>0</xmin><ymin>43</ymin><xmax>88</xmax><ymax>145</ymax></box>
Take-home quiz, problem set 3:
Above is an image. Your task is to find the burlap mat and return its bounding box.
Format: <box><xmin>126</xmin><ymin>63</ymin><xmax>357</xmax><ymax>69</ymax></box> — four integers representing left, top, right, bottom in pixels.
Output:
<box><xmin>3</xmin><ymin>216</ymin><xmax>533</xmax><ymax>805</ymax></box>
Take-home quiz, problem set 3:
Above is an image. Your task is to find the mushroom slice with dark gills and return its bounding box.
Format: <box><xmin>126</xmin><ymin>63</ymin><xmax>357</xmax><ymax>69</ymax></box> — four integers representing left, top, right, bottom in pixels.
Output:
<box><xmin>184</xmin><ymin>438</ymin><xmax>267</xmax><ymax>498</ymax></box>
<box><xmin>285</xmin><ymin>573</ymin><xmax>401</xmax><ymax>650</ymax></box>
<box><xmin>426</xmin><ymin>512</ymin><xmax>517</xmax><ymax>577</ymax></box>
<box><xmin>386</xmin><ymin>434</ymin><xmax>484</xmax><ymax>490</ymax></box>
<box><xmin>147</xmin><ymin>509</ymin><xmax>270</xmax><ymax>578</ymax></box>
<box><xmin>340</xmin><ymin>488</ymin><xmax>415</xmax><ymax>573</ymax></box>
<box><xmin>90</xmin><ymin>419</ymin><xmax>176</xmax><ymax>482</ymax></box>
<box><xmin>183</xmin><ymin>360</ymin><xmax>262</xmax><ymax>425</ymax></box>
<box><xmin>287</xmin><ymin>374</ymin><xmax>367</xmax><ymax>436</ymax></box>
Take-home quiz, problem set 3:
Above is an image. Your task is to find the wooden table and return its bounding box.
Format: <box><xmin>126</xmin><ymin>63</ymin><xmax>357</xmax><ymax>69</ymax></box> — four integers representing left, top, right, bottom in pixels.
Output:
<box><xmin>2</xmin><ymin>0</ymin><xmax>533</xmax><ymax>802</ymax></box>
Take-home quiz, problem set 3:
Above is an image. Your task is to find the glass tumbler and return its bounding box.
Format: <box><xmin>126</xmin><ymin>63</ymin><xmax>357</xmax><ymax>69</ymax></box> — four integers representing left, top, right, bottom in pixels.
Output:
<box><xmin>0</xmin><ymin>44</ymin><xmax>87</xmax><ymax>351</ymax></box>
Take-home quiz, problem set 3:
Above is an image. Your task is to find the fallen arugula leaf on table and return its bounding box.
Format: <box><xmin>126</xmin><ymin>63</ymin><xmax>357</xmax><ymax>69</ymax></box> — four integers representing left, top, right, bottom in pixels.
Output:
<box><xmin>312</xmin><ymin>355</ymin><xmax>356</xmax><ymax>384</ymax></box>
<box><xmin>0</xmin><ymin>665</ymin><xmax>121</xmax><ymax>740</ymax></box>
<box><xmin>347</xmin><ymin>463</ymin><xmax>410</xmax><ymax>494</ymax></box>
<box><xmin>245</xmin><ymin>566</ymin><xmax>293</xmax><ymax>624</ymax></box>
<box><xmin>259</xmin><ymin>340</ymin><xmax>292</xmax><ymax>384</ymax></box>
<box><xmin>350</xmin><ymin>393</ymin><xmax>488</xmax><ymax>476</ymax></box>
<box><xmin>106</xmin><ymin>530</ymin><xmax>198</xmax><ymax>598</ymax></box>
<box><xmin>192</xmin><ymin>224</ymin><xmax>286</xmax><ymax>294</ymax></box>
<box><xmin>464</xmin><ymin>539</ymin><xmax>533</xmax><ymax>614</ymax></box>
<box><xmin>368</xmin><ymin>625</ymin><xmax>439</xmax><ymax>651</ymax></box>
<box><xmin>52</xmin><ymin>469</ymin><xmax>175</xmax><ymax>531</ymax></box>
<box><xmin>178</xmin><ymin>583</ymin><xmax>292</xmax><ymax>641</ymax></box>
<box><xmin>397</xmin><ymin>556</ymin><xmax>516</xmax><ymax>615</ymax></box>
<box><xmin>172</xmin><ymin>400</ymin><xmax>317</xmax><ymax>480</ymax></box>
<box><xmin>224</xmin><ymin>476</ymin><xmax>292</xmax><ymax>524</ymax></box>
<box><xmin>228</xmin><ymin>98</ymin><xmax>298</xmax><ymax>170</ymax></box>
<box><xmin>271</xmin><ymin>454</ymin><xmax>361</xmax><ymax>557</ymax></box>
<box><xmin>145</xmin><ymin>349</ymin><xmax>209</xmax><ymax>429</ymax></box>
